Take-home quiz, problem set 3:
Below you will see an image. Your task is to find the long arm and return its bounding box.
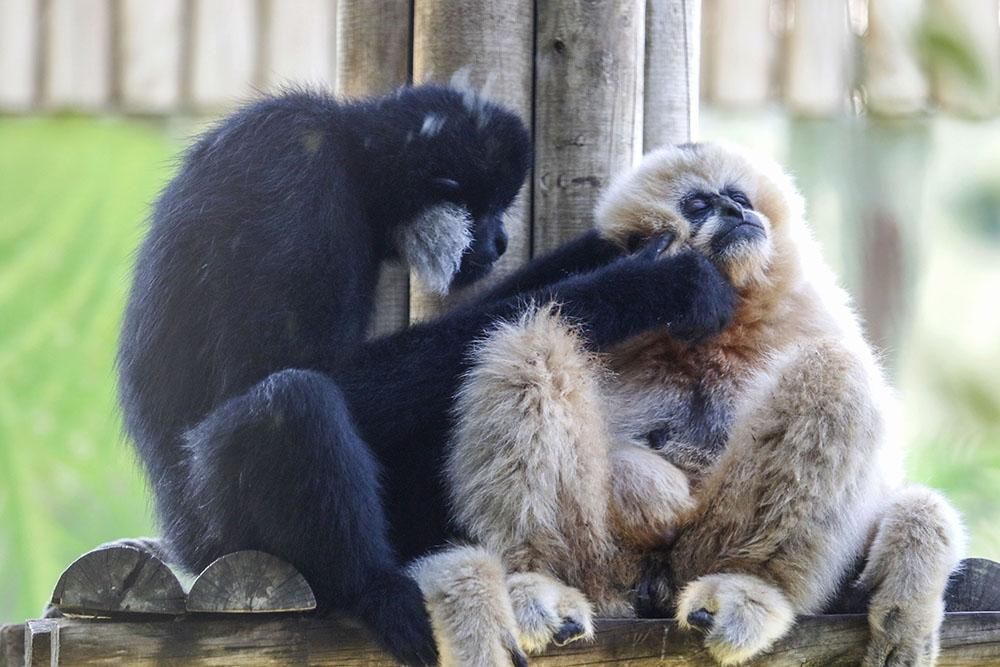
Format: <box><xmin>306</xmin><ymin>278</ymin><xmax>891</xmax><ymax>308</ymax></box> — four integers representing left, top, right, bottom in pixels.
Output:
<box><xmin>477</xmin><ymin>229</ymin><xmax>626</xmax><ymax>303</ymax></box>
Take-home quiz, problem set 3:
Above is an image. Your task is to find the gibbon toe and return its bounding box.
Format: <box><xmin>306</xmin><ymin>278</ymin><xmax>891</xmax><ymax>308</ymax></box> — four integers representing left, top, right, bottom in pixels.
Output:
<box><xmin>507</xmin><ymin>572</ymin><xmax>594</xmax><ymax>654</ymax></box>
<box><xmin>863</xmin><ymin>599</ymin><xmax>942</xmax><ymax>667</ymax></box>
<box><xmin>676</xmin><ymin>573</ymin><xmax>795</xmax><ymax>666</ymax></box>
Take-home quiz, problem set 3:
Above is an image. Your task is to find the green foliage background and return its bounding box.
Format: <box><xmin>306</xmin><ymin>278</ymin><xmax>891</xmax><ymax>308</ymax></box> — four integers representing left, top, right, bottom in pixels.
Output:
<box><xmin>0</xmin><ymin>113</ymin><xmax>998</xmax><ymax>624</ymax></box>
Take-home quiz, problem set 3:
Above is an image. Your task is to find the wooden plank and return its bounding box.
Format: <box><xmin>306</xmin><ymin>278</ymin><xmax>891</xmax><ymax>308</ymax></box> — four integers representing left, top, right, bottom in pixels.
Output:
<box><xmin>186</xmin><ymin>551</ymin><xmax>315</xmax><ymax>613</ymax></box>
<box><xmin>643</xmin><ymin>0</ymin><xmax>700</xmax><ymax>148</ymax></box>
<box><xmin>947</xmin><ymin>558</ymin><xmax>1000</xmax><ymax>612</ymax></box>
<box><xmin>43</xmin><ymin>0</ymin><xmax>112</xmax><ymax>111</ymax></box>
<box><xmin>864</xmin><ymin>0</ymin><xmax>929</xmax><ymax>115</ymax></box>
<box><xmin>534</xmin><ymin>0</ymin><xmax>644</xmax><ymax>255</ymax></box>
<box><xmin>119</xmin><ymin>0</ymin><xmax>185</xmax><ymax>113</ymax></box>
<box><xmin>0</xmin><ymin>0</ymin><xmax>39</xmax><ymax>111</ymax></box>
<box><xmin>50</xmin><ymin>539</ymin><xmax>186</xmax><ymax>617</ymax></box>
<box><xmin>704</xmin><ymin>0</ymin><xmax>773</xmax><ymax>108</ymax></box>
<box><xmin>261</xmin><ymin>0</ymin><xmax>336</xmax><ymax>91</ymax></box>
<box><xmin>410</xmin><ymin>0</ymin><xmax>534</xmax><ymax>321</ymax></box>
<box><xmin>927</xmin><ymin>0</ymin><xmax>1000</xmax><ymax>117</ymax></box>
<box><xmin>784</xmin><ymin>0</ymin><xmax>853</xmax><ymax>116</ymax></box>
<box><xmin>335</xmin><ymin>0</ymin><xmax>413</xmax><ymax>337</ymax></box>
<box><xmin>189</xmin><ymin>0</ymin><xmax>259</xmax><ymax>111</ymax></box>
<box><xmin>1</xmin><ymin>613</ymin><xmax>997</xmax><ymax>665</ymax></box>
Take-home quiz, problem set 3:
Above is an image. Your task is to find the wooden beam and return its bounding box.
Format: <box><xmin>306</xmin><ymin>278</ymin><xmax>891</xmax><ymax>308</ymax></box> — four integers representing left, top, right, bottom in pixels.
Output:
<box><xmin>43</xmin><ymin>0</ymin><xmax>113</xmax><ymax>111</ymax></box>
<box><xmin>410</xmin><ymin>0</ymin><xmax>534</xmax><ymax>320</ymax></box>
<box><xmin>643</xmin><ymin>0</ymin><xmax>701</xmax><ymax>149</ymax></box>
<box><xmin>864</xmin><ymin>0</ymin><xmax>929</xmax><ymax>115</ymax></box>
<box><xmin>189</xmin><ymin>0</ymin><xmax>259</xmax><ymax>111</ymax></box>
<box><xmin>784</xmin><ymin>0</ymin><xmax>853</xmax><ymax>116</ymax></box>
<box><xmin>2</xmin><ymin>613</ymin><xmax>998</xmax><ymax>666</ymax></box>
<box><xmin>533</xmin><ymin>0</ymin><xmax>645</xmax><ymax>255</ymax></box>
<box><xmin>0</xmin><ymin>0</ymin><xmax>40</xmax><ymax>111</ymax></box>
<box><xmin>335</xmin><ymin>0</ymin><xmax>413</xmax><ymax>337</ymax></box>
<box><xmin>261</xmin><ymin>0</ymin><xmax>336</xmax><ymax>92</ymax></box>
<box><xmin>704</xmin><ymin>0</ymin><xmax>774</xmax><ymax>109</ymax></box>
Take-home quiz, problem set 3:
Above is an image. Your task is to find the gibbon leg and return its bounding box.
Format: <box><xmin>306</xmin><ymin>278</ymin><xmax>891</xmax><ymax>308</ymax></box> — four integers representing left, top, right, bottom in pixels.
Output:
<box><xmin>859</xmin><ymin>485</ymin><xmax>964</xmax><ymax>667</ymax></box>
<box><xmin>408</xmin><ymin>546</ymin><xmax>527</xmax><ymax>667</ymax></box>
<box><xmin>182</xmin><ymin>369</ymin><xmax>435</xmax><ymax>665</ymax></box>
<box><xmin>447</xmin><ymin>305</ymin><xmax>625</xmax><ymax>614</ymax></box>
<box><xmin>670</xmin><ymin>339</ymin><xmax>883</xmax><ymax>666</ymax></box>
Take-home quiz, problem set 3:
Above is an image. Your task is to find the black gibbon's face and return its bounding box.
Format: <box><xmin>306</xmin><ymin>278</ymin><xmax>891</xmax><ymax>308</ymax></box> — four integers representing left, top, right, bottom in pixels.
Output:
<box><xmin>392</xmin><ymin>85</ymin><xmax>531</xmax><ymax>295</ymax></box>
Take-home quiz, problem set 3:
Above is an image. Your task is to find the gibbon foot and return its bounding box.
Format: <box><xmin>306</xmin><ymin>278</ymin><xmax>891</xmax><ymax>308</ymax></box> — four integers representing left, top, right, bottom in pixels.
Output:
<box><xmin>407</xmin><ymin>546</ymin><xmax>526</xmax><ymax>667</ymax></box>
<box><xmin>676</xmin><ymin>573</ymin><xmax>795</xmax><ymax>666</ymax></box>
<box><xmin>862</xmin><ymin>600</ymin><xmax>943</xmax><ymax>667</ymax></box>
<box><xmin>507</xmin><ymin>572</ymin><xmax>594</xmax><ymax>654</ymax></box>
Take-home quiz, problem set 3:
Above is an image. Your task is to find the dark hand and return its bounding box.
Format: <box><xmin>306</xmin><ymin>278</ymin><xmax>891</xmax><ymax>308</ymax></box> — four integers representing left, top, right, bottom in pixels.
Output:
<box><xmin>634</xmin><ymin>550</ymin><xmax>676</xmax><ymax>618</ymax></box>
<box><xmin>631</xmin><ymin>240</ymin><xmax>735</xmax><ymax>344</ymax></box>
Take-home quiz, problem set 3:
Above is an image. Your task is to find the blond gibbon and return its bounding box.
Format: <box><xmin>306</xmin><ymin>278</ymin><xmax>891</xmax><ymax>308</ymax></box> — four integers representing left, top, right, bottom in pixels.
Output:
<box><xmin>408</xmin><ymin>143</ymin><xmax>964</xmax><ymax>667</ymax></box>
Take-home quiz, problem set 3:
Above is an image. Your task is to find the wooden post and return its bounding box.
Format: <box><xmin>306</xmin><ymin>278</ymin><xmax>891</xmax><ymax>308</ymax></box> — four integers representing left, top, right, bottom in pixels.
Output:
<box><xmin>261</xmin><ymin>0</ymin><xmax>337</xmax><ymax>92</ymax></box>
<box><xmin>119</xmin><ymin>0</ymin><xmax>186</xmax><ymax>113</ymax></box>
<box><xmin>703</xmin><ymin>0</ymin><xmax>773</xmax><ymax>109</ymax></box>
<box><xmin>784</xmin><ymin>0</ymin><xmax>853</xmax><ymax>116</ymax></box>
<box><xmin>43</xmin><ymin>0</ymin><xmax>113</xmax><ymax>111</ymax></box>
<box><xmin>643</xmin><ymin>0</ymin><xmax>701</xmax><ymax>148</ymax></box>
<box><xmin>336</xmin><ymin>0</ymin><xmax>414</xmax><ymax>336</ymax></box>
<box><xmin>409</xmin><ymin>0</ymin><xmax>534</xmax><ymax>321</ymax></box>
<box><xmin>189</xmin><ymin>0</ymin><xmax>259</xmax><ymax>111</ymax></box>
<box><xmin>0</xmin><ymin>0</ymin><xmax>40</xmax><ymax>111</ymax></box>
<box><xmin>533</xmin><ymin>0</ymin><xmax>645</xmax><ymax>255</ymax></box>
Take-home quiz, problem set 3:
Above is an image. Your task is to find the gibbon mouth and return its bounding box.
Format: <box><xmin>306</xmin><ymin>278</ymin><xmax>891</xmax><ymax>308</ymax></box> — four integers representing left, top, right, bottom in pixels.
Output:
<box><xmin>712</xmin><ymin>220</ymin><xmax>766</xmax><ymax>253</ymax></box>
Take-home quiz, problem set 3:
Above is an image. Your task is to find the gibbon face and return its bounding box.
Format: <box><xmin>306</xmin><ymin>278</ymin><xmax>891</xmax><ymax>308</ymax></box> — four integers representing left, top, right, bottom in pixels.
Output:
<box><xmin>597</xmin><ymin>142</ymin><xmax>803</xmax><ymax>288</ymax></box>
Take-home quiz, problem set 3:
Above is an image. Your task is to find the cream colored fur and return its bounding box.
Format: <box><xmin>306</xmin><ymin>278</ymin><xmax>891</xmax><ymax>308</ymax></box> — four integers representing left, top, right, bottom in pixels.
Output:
<box><xmin>434</xmin><ymin>143</ymin><xmax>963</xmax><ymax>665</ymax></box>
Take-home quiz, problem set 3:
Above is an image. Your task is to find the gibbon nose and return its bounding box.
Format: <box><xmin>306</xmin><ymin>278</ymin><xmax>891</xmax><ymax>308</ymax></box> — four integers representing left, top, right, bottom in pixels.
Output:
<box><xmin>718</xmin><ymin>198</ymin><xmax>743</xmax><ymax>221</ymax></box>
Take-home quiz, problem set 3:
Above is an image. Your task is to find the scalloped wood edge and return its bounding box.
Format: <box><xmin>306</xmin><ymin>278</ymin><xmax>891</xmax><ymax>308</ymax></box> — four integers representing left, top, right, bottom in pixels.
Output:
<box><xmin>186</xmin><ymin>550</ymin><xmax>316</xmax><ymax>613</ymax></box>
<box><xmin>50</xmin><ymin>538</ymin><xmax>186</xmax><ymax>617</ymax></box>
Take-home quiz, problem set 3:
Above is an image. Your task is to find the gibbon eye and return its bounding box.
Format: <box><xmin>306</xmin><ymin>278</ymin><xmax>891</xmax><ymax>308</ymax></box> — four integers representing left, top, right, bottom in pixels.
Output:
<box><xmin>681</xmin><ymin>193</ymin><xmax>712</xmax><ymax>220</ymax></box>
<box><xmin>726</xmin><ymin>188</ymin><xmax>753</xmax><ymax>209</ymax></box>
<box><xmin>431</xmin><ymin>177</ymin><xmax>462</xmax><ymax>194</ymax></box>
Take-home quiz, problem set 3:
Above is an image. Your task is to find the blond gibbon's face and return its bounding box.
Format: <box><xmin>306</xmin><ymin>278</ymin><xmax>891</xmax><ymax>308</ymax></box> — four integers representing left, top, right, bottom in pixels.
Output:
<box><xmin>597</xmin><ymin>142</ymin><xmax>801</xmax><ymax>288</ymax></box>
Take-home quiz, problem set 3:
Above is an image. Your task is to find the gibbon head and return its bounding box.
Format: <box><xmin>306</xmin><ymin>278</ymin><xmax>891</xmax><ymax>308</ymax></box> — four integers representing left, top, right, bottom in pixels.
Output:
<box><xmin>371</xmin><ymin>84</ymin><xmax>531</xmax><ymax>294</ymax></box>
<box><xmin>595</xmin><ymin>142</ymin><xmax>805</xmax><ymax>290</ymax></box>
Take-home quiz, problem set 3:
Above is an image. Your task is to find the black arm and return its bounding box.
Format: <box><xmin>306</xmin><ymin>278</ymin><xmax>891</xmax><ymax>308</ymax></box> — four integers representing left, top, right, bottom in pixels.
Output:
<box><xmin>477</xmin><ymin>229</ymin><xmax>626</xmax><ymax>303</ymax></box>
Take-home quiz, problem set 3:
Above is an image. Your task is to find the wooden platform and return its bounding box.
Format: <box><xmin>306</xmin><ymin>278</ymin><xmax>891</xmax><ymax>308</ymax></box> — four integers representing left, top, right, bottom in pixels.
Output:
<box><xmin>3</xmin><ymin>612</ymin><xmax>1000</xmax><ymax>666</ymax></box>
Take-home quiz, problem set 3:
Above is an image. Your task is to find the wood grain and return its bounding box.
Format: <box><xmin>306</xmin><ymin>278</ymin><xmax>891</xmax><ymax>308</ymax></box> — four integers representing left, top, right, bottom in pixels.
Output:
<box><xmin>50</xmin><ymin>541</ymin><xmax>186</xmax><ymax>617</ymax></box>
<box><xmin>533</xmin><ymin>0</ymin><xmax>644</xmax><ymax>255</ymax></box>
<box><xmin>336</xmin><ymin>0</ymin><xmax>413</xmax><ymax>336</ymax></box>
<box><xmin>5</xmin><ymin>613</ymin><xmax>1000</xmax><ymax>666</ymax></box>
<box><xmin>186</xmin><ymin>551</ymin><xmax>315</xmax><ymax>614</ymax></box>
<box><xmin>643</xmin><ymin>0</ymin><xmax>701</xmax><ymax>149</ymax></box>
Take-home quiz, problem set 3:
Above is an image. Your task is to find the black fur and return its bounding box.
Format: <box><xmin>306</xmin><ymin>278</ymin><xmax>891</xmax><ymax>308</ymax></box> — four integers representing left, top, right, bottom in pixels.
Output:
<box><xmin>118</xmin><ymin>85</ymin><xmax>736</xmax><ymax>665</ymax></box>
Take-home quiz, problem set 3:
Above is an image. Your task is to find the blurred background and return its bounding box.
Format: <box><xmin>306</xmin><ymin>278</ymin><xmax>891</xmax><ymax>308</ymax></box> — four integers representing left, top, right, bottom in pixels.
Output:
<box><xmin>1</xmin><ymin>0</ymin><xmax>998</xmax><ymax>624</ymax></box>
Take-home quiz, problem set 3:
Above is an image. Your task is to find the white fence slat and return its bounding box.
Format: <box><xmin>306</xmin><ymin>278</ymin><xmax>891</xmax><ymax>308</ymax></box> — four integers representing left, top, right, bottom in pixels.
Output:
<box><xmin>120</xmin><ymin>0</ymin><xmax>185</xmax><ymax>113</ymax></box>
<box><xmin>784</xmin><ymin>0</ymin><xmax>853</xmax><ymax>116</ymax></box>
<box><xmin>262</xmin><ymin>0</ymin><xmax>336</xmax><ymax>91</ymax></box>
<box><xmin>44</xmin><ymin>0</ymin><xmax>112</xmax><ymax>111</ymax></box>
<box><xmin>864</xmin><ymin>0</ymin><xmax>928</xmax><ymax>115</ymax></box>
<box><xmin>704</xmin><ymin>0</ymin><xmax>772</xmax><ymax>108</ymax></box>
<box><xmin>190</xmin><ymin>0</ymin><xmax>259</xmax><ymax>110</ymax></box>
<box><xmin>0</xmin><ymin>0</ymin><xmax>38</xmax><ymax>110</ymax></box>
